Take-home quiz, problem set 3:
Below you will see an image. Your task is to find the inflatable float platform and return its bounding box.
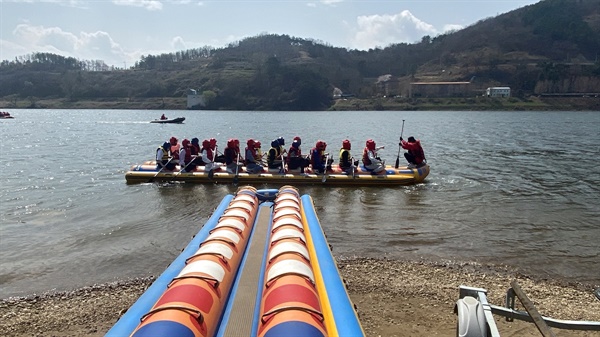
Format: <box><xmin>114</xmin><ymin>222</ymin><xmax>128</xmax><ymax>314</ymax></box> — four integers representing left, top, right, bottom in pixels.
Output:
<box><xmin>105</xmin><ymin>185</ymin><xmax>364</xmax><ymax>337</ymax></box>
<box><xmin>125</xmin><ymin>161</ymin><xmax>429</xmax><ymax>186</ymax></box>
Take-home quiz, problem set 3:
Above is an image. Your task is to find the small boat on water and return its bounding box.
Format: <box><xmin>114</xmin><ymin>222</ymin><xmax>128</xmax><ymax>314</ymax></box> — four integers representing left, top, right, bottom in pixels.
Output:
<box><xmin>0</xmin><ymin>111</ymin><xmax>14</xmax><ymax>119</ymax></box>
<box><xmin>106</xmin><ymin>186</ymin><xmax>365</xmax><ymax>337</ymax></box>
<box><xmin>125</xmin><ymin>161</ymin><xmax>430</xmax><ymax>186</ymax></box>
<box><xmin>150</xmin><ymin>117</ymin><xmax>185</xmax><ymax>124</ymax></box>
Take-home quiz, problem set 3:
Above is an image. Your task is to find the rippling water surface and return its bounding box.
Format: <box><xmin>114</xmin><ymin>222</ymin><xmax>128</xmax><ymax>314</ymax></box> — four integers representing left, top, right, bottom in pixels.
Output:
<box><xmin>1</xmin><ymin>109</ymin><xmax>598</xmax><ymax>298</ymax></box>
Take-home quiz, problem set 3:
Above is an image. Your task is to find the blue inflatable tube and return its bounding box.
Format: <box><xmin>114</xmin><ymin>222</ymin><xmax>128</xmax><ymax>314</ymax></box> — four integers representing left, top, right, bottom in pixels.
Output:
<box><xmin>105</xmin><ymin>194</ymin><xmax>235</xmax><ymax>337</ymax></box>
<box><xmin>301</xmin><ymin>194</ymin><xmax>365</xmax><ymax>337</ymax></box>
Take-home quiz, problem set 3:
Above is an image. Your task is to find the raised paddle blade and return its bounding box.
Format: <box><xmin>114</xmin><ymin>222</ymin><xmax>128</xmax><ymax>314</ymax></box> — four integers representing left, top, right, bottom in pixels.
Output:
<box><xmin>395</xmin><ymin>156</ymin><xmax>400</xmax><ymax>169</ymax></box>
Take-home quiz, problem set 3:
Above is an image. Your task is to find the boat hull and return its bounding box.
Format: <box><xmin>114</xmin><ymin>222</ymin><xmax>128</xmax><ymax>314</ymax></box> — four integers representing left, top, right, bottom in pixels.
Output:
<box><xmin>125</xmin><ymin>163</ymin><xmax>430</xmax><ymax>186</ymax></box>
<box><xmin>150</xmin><ymin>117</ymin><xmax>185</xmax><ymax>124</ymax></box>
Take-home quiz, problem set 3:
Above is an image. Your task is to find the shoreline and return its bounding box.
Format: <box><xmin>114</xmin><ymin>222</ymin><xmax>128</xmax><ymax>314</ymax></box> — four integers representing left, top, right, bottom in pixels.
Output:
<box><xmin>1</xmin><ymin>96</ymin><xmax>599</xmax><ymax>111</ymax></box>
<box><xmin>1</xmin><ymin>257</ymin><xmax>599</xmax><ymax>337</ymax></box>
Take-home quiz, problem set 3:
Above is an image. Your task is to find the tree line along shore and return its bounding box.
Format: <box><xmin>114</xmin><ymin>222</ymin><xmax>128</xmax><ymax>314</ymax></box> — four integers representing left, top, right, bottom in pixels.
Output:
<box><xmin>0</xmin><ymin>96</ymin><xmax>599</xmax><ymax>111</ymax></box>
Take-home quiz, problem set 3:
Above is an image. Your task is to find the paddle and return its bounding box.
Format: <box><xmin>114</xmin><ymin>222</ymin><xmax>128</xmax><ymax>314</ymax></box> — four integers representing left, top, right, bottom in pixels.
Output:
<box><xmin>279</xmin><ymin>152</ymin><xmax>285</xmax><ymax>174</ymax></box>
<box><xmin>148</xmin><ymin>157</ymin><xmax>173</xmax><ymax>183</ymax></box>
<box><xmin>351</xmin><ymin>156</ymin><xmax>356</xmax><ymax>178</ymax></box>
<box><xmin>176</xmin><ymin>155</ymin><xmax>197</xmax><ymax>175</ymax></box>
<box><xmin>321</xmin><ymin>153</ymin><xmax>329</xmax><ymax>183</ymax></box>
<box><xmin>394</xmin><ymin>119</ymin><xmax>406</xmax><ymax>168</ymax></box>
<box><xmin>233</xmin><ymin>152</ymin><xmax>241</xmax><ymax>185</ymax></box>
<box><xmin>208</xmin><ymin>145</ymin><xmax>217</xmax><ymax>179</ymax></box>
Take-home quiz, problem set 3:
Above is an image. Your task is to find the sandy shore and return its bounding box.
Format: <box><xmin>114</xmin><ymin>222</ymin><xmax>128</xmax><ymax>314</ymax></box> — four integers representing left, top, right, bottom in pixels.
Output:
<box><xmin>1</xmin><ymin>258</ymin><xmax>599</xmax><ymax>337</ymax></box>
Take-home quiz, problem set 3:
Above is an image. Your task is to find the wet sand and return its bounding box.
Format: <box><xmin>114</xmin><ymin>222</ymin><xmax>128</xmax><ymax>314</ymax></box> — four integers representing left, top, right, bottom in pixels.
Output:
<box><xmin>1</xmin><ymin>258</ymin><xmax>599</xmax><ymax>337</ymax></box>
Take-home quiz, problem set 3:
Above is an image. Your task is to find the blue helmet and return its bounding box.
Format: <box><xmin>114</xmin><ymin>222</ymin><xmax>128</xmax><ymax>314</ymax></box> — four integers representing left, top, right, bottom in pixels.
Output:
<box><xmin>162</xmin><ymin>142</ymin><xmax>171</xmax><ymax>149</ymax></box>
<box><xmin>271</xmin><ymin>139</ymin><xmax>279</xmax><ymax>148</ymax></box>
<box><xmin>277</xmin><ymin>137</ymin><xmax>285</xmax><ymax>146</ymax></box>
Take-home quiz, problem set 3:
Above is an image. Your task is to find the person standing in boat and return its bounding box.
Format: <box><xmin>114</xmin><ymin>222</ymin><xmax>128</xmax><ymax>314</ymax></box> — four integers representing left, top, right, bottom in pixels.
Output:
<box><xmin>267</xmin><ymin>139</ymin><xmax>285</xmax><ymax>171</ymax></box>
<box><xmin>224</xmin><ymin>138</ymin><xmax>243</xmax><ymax>174</ymax></box>
<box><xmin>244</xmin><ymin>139</ymin><xmax>264</xmax><ymax>174</ymax></box>
<box><xmin>362</xmin><ymin>139</ymin><xmax>386</xmax><ymax>174</ymax></box>
<box><xmin>339</xmin><ymin>139</ymin><xmax>356</xmax><ymax>174</ymax></box>
<box><xmin>400</xmin><ymin>136</ymin><xmax>426</xmax><ymax>168</ymax></box>
<box><xmin>287</xmin><ymin>136</ymin><xmax>309</xmax><ymax>173</ymax></box>
<box><xmin>311</xmin><ymin>140</ymin><xmax>330</xmax><ymax>174</ymax></box>
<box><xmin>156</xmin><ymin>142</ymin><xmax>175</xmax><ymax>171</ymax></box>
<box><xmin>179</xmin><ymin>139</ymin><xmax>197</xmax><ymax>172</ymax></box>
<box><xmin>160</xmin><ymin>114</ymin><xmax>167</xmax><ymax>120</ymax></box>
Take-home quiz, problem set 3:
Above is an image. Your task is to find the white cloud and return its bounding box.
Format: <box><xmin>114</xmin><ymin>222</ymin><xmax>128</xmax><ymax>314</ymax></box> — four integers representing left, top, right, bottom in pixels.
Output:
<box><xmin>112</xmin><ymin>0</ymin><xmax>163</xmax><ymax>11</ymax></box>
<box><xmin>171</xmin><ymin>36</ymin><xmax>187</xmax><ymax>50</ymax></box>
<box><xmin>320</xmin><ymin>0</ymin><xmax>343</xmax><ymax>5</ymax></box>
<box><xmin>443</xmin><ymin>24</ymin><xmax>464</xmax><ymax>33</ymax></box>
<box><xmin>6</xmin><ymin>23</ymin><xmax>135</xmax><ymax>67</ymax></box>
<box><xmin>350</xmin><ymin>10</ymin><xmax>438</xmax><ymax>50</ymax></box>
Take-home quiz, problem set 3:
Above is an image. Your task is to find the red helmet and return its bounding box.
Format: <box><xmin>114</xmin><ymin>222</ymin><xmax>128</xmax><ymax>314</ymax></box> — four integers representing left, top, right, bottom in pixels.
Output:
<box><xmin>202</xmin><ymin>139</ymin><xmax>210</xmax><ymax>148</ymax></box>
<box><xmin>170</xmin><ymin>136</ymin><xmax>178</xmax><ymax>145</ymax></box>
<box><xmin>254</xmin><ymin>140</ymin><xmax>261</xmax><ymax>148</ymax></box>
<box><xmin>182</xmin><ymin>139</ymin><xmax>190</xmax><ymax>147</ymax></box>
<box><xmin>316</xmin><ymin>140</ymin><xmax>326</xmax><ymax>150</ymax></box>
<box><xmin>227</xmin><ymin>138</ymin><xmax>235</xmax><ymax>148</ymax></box>
<box><xmin>342</xmin><ymin>139</ymin><xmax>351</xmax><ymax>150</ymax></box>
<box><xmin>234</xmin><ymin>139</ymin><xmax>240</xmax><ymax>146</ymax></box>
<box><xmin>247</xmin><ymin>138</ymin><xmax>255</xmax><ymax>147</ymax></box>
<box><xmin>209</xmin><ymin>138</ymin><xmax>217</xmax><ymax>146</ymax></box>
<box><xmin>366</xmin><ymin>139</ymin><xmax>376</xmax><ymax>150</ymax></box>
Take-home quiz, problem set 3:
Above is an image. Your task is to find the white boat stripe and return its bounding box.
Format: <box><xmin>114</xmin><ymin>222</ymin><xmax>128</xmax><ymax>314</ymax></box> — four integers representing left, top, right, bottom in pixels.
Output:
<box><xmin>267</xmin><ymin>259</ymin><xmax>314</xmax><ymax>283</ymax></box>
<box><xmin>196</xmin><ymin>242</ymin><xmax>234</xmax><ymax>259</ymax></box>
<box><xmin>207</xmin><ymin>230</ymin><xmax>240</xmax><ymax>244</ymax></box>
<box><xmin>273</xmin><ymin>217</ymin><xmax>303</xmax><ymax>230</ymax></box>
<box><xmin>179</xmin><ymin>260</ymin><xmax>226</xmax><ymax>282</ymax></box>
<box><xmin>271</xmin><ymin>228</ymin><xmax>306</xmax><ymax>242</ymax></box>
<box><xmin>269</xmin><ymin>241</ymin><xmax>309</xmax><ymax>261</ymax></box>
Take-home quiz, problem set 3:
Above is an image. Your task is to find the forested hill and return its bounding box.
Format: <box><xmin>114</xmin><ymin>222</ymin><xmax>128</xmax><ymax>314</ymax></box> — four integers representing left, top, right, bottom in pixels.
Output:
<box><xmin>1</xmin><ymin>0</ymin><xmax>599</xmax><ymax>111</ymax></box>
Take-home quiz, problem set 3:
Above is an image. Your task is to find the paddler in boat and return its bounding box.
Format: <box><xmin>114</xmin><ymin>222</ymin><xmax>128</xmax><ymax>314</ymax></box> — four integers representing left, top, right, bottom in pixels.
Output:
<box><xmin>160</xmin><ymin>113</ymin><xmax>167</xmax><ymax>120</ymax></box>
<box><xmin>224</xmin><ymin>138</ymin><xmax>243</xmax><ymax>174</ymax></box>
<box><xmin>338</xmin><ymin>139</ymin><xmax>356</xmax><ymax>175</ymax></box>
<box><xmin>169</xmin><ymin>136</ymin><xmax>180</xmax><ymax>161</ymax></box>
<box><xmin>156</xmin><ymin>142</ymin><xmax>175</xmax><ymax>171</ymax></box>
<box><xmin>310</xmin><ymin>140</ymin><xmax>330</xmax><ymax>174</ymax></box>
<box><xmin>400</xmin><ymin>136</ymin><xmax>426</xmax><ymax>169</ymax></box>
<box><xmin>190</xmin><ymin>138</ymin><xmax>203</xmax><ymax>166</ymax></box>
<box><xmin>267</xmin><ymin>137</ymin><xmax>286</xmax><ymax>172</ymax></box>
<box><xmin>210</xmin><ymin>138</ymin><xmax>226</xmax><ymax>163</ymax></box>
<box><xmin>254</xmin><ymin>140</ymin><xmax>265</xmax><ymax>165</ymax></box>
<box><xmin>362</xmin><ymin>139</ymin><xmax>386</xmax><ymax>174</ymax></box>
<box><xmin>287</xmin><ymin>136</ymin><xmax>309</xmax><ymax>173</ymax></box>
<box><xmin>244</xmin><ymin>139</ymin><xmax>264</xmax><ymax>174</ymax></box>
<box><xmin>178</xmin><ymin>139</ymin><xmax>196</xmax><ymax>172</ymax></box>
<box><xmin>200</xmin><ymin>139</ymin><xmax>222</xmax><ymax>175</ymax></box>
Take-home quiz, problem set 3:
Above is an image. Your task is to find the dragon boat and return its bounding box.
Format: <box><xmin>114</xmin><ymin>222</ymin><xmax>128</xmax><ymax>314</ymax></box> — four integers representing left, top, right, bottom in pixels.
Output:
<box><xmin>106</xmin><ymin>186</ymin><xmax>365</xmax><ymax>337</ymax></box>
<box><xmin>125</xmin><ymin>161</ymin><xmax>430</xmax><ymax>186</ymax></box>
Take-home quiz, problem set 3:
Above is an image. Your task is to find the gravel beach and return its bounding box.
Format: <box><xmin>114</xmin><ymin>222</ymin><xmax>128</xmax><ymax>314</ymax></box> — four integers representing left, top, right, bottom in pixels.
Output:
<box><xmin>1</xmin><ymin>258</ymin><xmax>599</xmax><ymax>337</ymax></box>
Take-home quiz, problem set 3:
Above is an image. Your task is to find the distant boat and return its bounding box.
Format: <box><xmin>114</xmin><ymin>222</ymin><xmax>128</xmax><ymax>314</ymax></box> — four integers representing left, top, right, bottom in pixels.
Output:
<box><xmin>0</xmin><ymin>111</ymin><xmax>14</xmax><ymax>119</ymax></box>
<box><xmin>150</xmin><ymin>117</ymin><xmax>185</xmax><ymax>124</ymax></box>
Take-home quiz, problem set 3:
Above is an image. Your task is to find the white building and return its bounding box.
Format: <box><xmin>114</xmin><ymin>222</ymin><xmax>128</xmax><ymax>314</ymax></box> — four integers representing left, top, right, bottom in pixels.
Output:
<box><xmin>187</xmin><ymin>89</ymin><xmax>205</xmax><ymax>109</ymax></box>
<box><xmin>486</xmin><ymin>87</ymin><xmax>511</xmax><ymax>97</ymax></box>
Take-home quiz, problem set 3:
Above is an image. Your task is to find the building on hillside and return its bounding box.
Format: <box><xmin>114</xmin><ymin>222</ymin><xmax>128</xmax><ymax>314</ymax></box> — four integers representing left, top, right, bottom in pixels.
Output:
<box><xmin>409</xmin><ymin>81</ymin><xmax>472</xmax><ymax>98</ymax></box>
<box><xmin>486</xmin><ymin>87</ymin><xmax>511</xmax><ymax>97</ymax></box>
<box><xmin>376</xmin><ymin>74</ymin><xmax>400</xmax><ymax>97</ymax></box>
<box><xmin>187</xmin><ymin>89</ymin><xmax>205</xmax><ymax>109</ymax></box>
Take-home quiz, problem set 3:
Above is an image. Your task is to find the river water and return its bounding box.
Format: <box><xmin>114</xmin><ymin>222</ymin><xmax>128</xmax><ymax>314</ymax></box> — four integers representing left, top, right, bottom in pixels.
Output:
<box><xmin>0</xmin><ymin>109</ymin><xmax>598</xmax><ymax>298</ymax></box>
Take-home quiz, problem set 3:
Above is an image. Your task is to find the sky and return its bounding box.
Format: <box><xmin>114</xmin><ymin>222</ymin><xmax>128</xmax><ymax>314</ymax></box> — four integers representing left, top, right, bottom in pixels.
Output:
<box><xmin>1</xmin><ymin>0</ymin><xmax>540</xmax><ymax>68</ymax></box>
